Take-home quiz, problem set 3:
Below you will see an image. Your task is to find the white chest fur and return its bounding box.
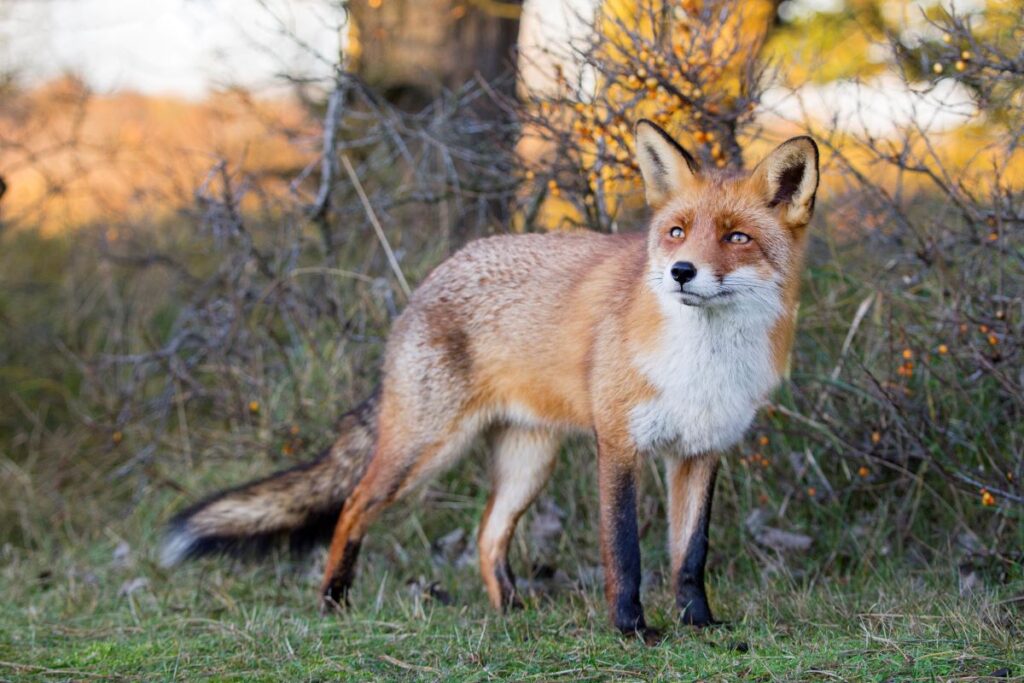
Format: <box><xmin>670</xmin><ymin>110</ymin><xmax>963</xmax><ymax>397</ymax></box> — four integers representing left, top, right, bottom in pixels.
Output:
<box><xmin>628</xmin><ymin>303</ymin><xmax>780</xmax><ymax>456</ymax></box>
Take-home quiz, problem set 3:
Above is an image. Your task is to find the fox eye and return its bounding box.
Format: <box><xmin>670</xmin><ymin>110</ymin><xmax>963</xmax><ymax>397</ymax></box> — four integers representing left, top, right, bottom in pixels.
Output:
<box><xmin>725</xmin><ymin>231</ymin><xmax>751</xmax><ymax>244</ymax></box>
<box><xmin>669</xmin><ymin>226</ymin><xmax>684</xmax><ymax>238</ymax></box>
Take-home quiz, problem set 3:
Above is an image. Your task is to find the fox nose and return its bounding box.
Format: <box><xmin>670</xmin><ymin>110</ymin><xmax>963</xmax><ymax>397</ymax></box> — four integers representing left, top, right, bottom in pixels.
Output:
<box><xmin>670</xmin><ymin>261</ymin><xmax>697</xmax><ymax>285</ymax></box>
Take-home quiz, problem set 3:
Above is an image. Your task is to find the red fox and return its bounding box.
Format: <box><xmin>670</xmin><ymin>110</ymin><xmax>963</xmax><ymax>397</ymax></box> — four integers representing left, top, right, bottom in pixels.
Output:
<box><xmin>162</xmin><ymin>119</ymin><xmax>819</xmax><ymax>638</ymax></box>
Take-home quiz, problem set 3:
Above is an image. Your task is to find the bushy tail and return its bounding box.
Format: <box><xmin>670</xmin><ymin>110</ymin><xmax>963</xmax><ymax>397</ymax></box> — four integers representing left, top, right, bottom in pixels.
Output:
<box><xmin>159</xmin><ymin>390</ymin><xmax>379</xmax><ymax>567</ymax></box>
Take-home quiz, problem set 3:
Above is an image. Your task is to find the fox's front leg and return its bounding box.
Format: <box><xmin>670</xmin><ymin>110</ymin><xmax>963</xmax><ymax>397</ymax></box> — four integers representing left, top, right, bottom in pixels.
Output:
<box><xmin>665</xmin><ymin>454</ymin><xmax>719</xmax><ymax>627</ymax></box>
<box><xmin>596</xmin><ymin>436</ymin><xmax>653</xmax><ymax>639</ymax></box>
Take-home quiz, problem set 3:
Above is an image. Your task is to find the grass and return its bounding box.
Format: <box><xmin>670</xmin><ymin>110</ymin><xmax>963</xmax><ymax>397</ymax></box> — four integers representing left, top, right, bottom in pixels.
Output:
<box><xmin>1</xmin><ymin>540</ymin><xmax>1020</xmax><ymax>681</ymax></box>
<box><xmin>1</xmin><ymin>443</ymin><xmax>1021</xmax><ymax>682</ymax></box>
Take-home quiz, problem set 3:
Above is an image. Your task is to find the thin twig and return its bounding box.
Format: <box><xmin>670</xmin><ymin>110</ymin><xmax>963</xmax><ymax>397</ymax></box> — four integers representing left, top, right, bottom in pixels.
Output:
<box><xmin>340</xmin><ymin>153</ymin><xmax>412</xmax><ymax>299</ymax></box>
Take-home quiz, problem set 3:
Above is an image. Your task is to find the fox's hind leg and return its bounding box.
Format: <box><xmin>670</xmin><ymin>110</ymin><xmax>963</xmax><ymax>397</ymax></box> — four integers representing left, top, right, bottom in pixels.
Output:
<box><xmin>478</xmin><ymin>426</ymin><xmax>560</xmax><ymax>610</ymax></box>
<box><xmin>319</xmin><ymin>387</ymin><xmax>481</xmax><ymax>606</ymax></box>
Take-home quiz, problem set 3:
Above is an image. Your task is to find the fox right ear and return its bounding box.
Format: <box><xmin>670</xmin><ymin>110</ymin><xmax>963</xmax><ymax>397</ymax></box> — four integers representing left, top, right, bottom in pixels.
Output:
<box><xmin>634</xmin><ymin>119</ymin><xmax>701</xmax><ymax>208</ymax></box>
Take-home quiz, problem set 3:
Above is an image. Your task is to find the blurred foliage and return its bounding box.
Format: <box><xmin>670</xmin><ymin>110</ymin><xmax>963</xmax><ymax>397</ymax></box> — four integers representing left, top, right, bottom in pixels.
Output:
<box><xmin>765</xmin><ymin>0</ymin><xmax>888</xmax><ymax>83</ymax></box>
<box><xmin>0</xmin><ymin>77</ymin><xmax>314</xmax><ymax>235</ymax></box>
<box><xmin>766</xmin><ymin>0</ymin><xmax>1023</xmax><ymax>88</ymax></box>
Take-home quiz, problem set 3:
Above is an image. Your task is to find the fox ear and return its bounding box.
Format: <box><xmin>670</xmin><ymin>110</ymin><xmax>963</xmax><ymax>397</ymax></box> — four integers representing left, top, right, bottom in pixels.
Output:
<box><xmin>750</xmin><ymin>136</ymin><xmax>819</xmax><ymax>228</ymax></box>
<box><xmin>634</xmin><ymin>119</ymin><xmax>700</xmax><ymax>209</ymax></box>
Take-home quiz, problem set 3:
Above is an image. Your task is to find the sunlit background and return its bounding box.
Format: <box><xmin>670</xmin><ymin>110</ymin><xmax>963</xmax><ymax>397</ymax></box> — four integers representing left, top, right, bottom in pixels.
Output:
<box><xmin>0</xmin><ymin>0</ymin><xmax>1006</xmax><ymax>235</ymax></box>
<box><xmin>0</xmin><ymin>0</ymin><xmax>598</xmax><ymax>96</ymax></box>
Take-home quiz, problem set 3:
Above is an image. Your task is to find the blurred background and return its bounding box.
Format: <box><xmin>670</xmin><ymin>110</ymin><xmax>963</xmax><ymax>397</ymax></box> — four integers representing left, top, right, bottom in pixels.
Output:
<box><xmin>0</xmin><ymin>0</ymin><xmax>1021</xmax><ymax>670</ymax></box>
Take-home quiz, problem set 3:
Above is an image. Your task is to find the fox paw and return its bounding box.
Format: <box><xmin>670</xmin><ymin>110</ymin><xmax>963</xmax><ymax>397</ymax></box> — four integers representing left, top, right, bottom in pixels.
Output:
<box><xmin>319</xmin><ymin>582</ymin><xmax>351</xmax><ymax>614</ymax></box>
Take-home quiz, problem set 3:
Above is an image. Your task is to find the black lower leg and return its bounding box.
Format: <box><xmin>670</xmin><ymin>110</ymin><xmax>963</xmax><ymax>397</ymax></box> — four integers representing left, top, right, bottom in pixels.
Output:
<box><xmin>676</xmin><ymin>470</ymin><xmax>717</xmax><ymax>627</ymax></box>
<box><xmin>603</xmin><ymin>471</ymin><xmax>648</xmax><ymax>635</ymax></box>
<box><xmin>494</xmin><ymin>558</ymin><xmax>523</xmax><ymax>609</ymax></box>
<box><xmin>322</xmin><ymin>539</ymin><xmax>362</xmax><ymax>607</ymax></box>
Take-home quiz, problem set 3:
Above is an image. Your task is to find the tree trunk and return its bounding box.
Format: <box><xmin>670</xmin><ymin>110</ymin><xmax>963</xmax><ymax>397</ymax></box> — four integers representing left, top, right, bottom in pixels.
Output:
<box><xmin>349</xmin><ymin>0</ymin><xmax>522</xmax><ymax>108</ymax></box>
<box><xmin>348</xmin><ymin>0</ymin><xmax>524</xmax><ymax>240</ymax></box>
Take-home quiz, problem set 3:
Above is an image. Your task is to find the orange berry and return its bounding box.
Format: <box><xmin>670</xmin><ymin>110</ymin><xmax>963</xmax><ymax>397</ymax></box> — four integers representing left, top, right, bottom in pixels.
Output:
<box><xmin>933</xmin><ymin>62</ymin><xmax>944</xmax><ymax>74</ymax></box>
<box><xmin>988</xmin><ymin>232</ymin><xmax>999</xmax><ymax>241</ymax></box>
<box><xmin>248</xmin><ymin>401</ymin><xmax>260</xmax><ymax>414</ymax></box>
<box><xmin>758</xmin><ymin>435</ymin><xmax>769</xmax><ymax>447</ymax></box>
<box><xmin>979</xmin><ymin>324</ymin><xmax>989</xmax><ymax>334</ymax></box>
<box><xmin>112</xmin><ymin>431</ymin><xmax>123</xmax><ymax>445</ymax></box>
<box><xmin>871</xmin><ymin>431</ymin><xmax>881</xmax><ymax>444</ymax></box>
<box><xmin>988</xmin><ymin>334</ymin><xmax>998</xmax><ymax>346</ymax></box>
<box><xmin>807</xmin><ymin>487</ymin><xmax>817</xmax><ymax>497</ymax></box>
<box><xmin>981</xmin><ymin>489</ymin><xmax>996</xmax><ymax>507</ymax></box>
<box><xmin>937</xmin><ymin>344</ymin><xmax>948</xmax><ymax>355</ymax></box>
<box><xmin>961</xmin><ymin>50</ymin><xmax>972</xmax><ymax>60</ymax></box>
<box><xmin>955</xmin><ymin>60</ymin><xmax>966</xmax><ymax>72</ymax></box>
<box><xmin>902</xmin><ymin>348</ymin><xmax>913</xmax><ymax>360</ymax></box>
<box><xmin>858</xmin><ymin>466</ymin><xmax>870</xmax><ymax>478</ymax></box>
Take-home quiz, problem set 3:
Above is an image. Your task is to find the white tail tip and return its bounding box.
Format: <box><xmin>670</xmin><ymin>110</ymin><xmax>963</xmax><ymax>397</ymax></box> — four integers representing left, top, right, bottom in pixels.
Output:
<box><xmin>158</xmin><ymin>527</ymin><xmax>196</xmax><ymax>567</ymax></box>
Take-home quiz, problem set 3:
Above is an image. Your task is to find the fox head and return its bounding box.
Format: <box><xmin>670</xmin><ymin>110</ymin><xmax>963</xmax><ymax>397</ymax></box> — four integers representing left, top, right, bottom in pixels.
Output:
<box><xmin>634</xmin><ymin>119</ymin><xmax>818</xmax><ymax>319</ymax></box>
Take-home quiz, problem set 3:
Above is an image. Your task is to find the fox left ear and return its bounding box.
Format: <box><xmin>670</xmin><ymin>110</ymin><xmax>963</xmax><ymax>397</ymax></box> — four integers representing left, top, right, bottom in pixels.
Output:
<box><xmin>750</xmin><ymin>136</ymin><xmax>819</xmax><ymax>228</ymax></box>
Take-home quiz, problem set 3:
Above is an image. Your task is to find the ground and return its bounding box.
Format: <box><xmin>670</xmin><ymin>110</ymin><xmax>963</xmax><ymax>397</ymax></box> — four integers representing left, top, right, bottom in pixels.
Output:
<box><xmin>1</xmin><ymin>478</ymin><xmax>1020</xmax><ymax>682</ymax></box>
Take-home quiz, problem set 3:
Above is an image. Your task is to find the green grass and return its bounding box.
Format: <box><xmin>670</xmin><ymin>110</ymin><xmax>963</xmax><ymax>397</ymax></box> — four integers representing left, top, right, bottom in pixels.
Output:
<box><xmin>1</xmin><ymin>473</ymin><xmax>1021</xmax><ymax>682</ymax></box>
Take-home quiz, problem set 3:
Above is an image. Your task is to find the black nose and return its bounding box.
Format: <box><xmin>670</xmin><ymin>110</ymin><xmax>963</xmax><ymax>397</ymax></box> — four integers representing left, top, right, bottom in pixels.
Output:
<box><xmin>670</xmin><ymin>261</ymin><xmax>697</xmax><ymax>285</ymax></box>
